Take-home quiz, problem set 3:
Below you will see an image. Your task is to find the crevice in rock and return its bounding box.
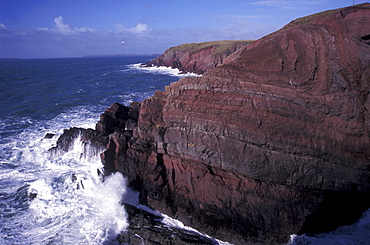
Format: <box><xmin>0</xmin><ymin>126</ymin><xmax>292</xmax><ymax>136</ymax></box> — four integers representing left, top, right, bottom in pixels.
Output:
<box><xmin>157</xmin><ymin>153</ymin><xmax>168</xmax><ymax>186</ymax></box>
<box><xmin>361</xmin><ymin>34</ymin><xmax>370</xmax><ymax>40</ymax></box>
<box><xmin>156</xmin><ymin>153</ymin><xmax>178</xmax><ymax>215</ymax></box>
<box><xmin>361</xmin><ymin>34</ymin><xmax>370</xmax><ymax>45</ymax></box>
<box><xmin>102</xmin><ymin>137</ymin><xmax>117</xmax><ymax>175</ymax></box>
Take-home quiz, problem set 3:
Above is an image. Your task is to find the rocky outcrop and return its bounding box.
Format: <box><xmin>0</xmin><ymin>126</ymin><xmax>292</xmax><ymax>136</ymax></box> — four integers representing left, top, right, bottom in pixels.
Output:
<box><xmin>103</xmin><ymin>4</ymin><xmax>370</xmax><ymax>244</ymax></box>
<box><xmin>144</xmin><ymin>40</ymin><xmax>254</xmax><ymax>74</ymax></box>
<box><xmin>49</xmin><ymin>127</ymin><xmax>108</xmax><ymax>155</ymax></box>
<box><xmin>118</xmin><ymin>203</ymin><xmax>219</xmax><ymax>245</ymax></box>
<box><xmin>54</xmin><ymin>3</ymin><xmax>370</xmax><ymax>245</ymax></box>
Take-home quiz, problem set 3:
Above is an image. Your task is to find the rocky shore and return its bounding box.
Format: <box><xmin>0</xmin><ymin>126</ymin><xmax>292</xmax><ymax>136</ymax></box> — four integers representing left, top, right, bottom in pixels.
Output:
<box><xmin>52</xmin><ymin>3</ymin><xmax>370</xmax><ymax>244</ymax></box>
<box><xmin>117</xmin><ymin>203</ymin><xmax>220</xmax><ymax>245</ymax></box>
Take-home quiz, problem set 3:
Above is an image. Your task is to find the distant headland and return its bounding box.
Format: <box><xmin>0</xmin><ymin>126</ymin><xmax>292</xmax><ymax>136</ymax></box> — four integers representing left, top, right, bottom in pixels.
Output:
<box><xmin>82</xmin><ymin>54</ymin><xmax>161</xmax><ymax>58</ymax></box>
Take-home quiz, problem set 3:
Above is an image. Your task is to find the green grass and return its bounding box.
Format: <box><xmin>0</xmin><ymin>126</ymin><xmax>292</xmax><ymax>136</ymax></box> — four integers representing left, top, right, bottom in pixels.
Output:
<box><xmin>168</xmin><ymin>40</ymin><xmax>254</xmax><ymax>56</ymax></box>
<box><xmin>287</xmin><ymin>3</ymin><xmax>370</xmax><ymax>26</ymax></box>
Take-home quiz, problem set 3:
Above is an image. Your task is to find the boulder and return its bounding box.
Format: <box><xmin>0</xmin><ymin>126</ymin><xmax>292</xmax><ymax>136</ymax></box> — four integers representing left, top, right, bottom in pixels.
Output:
<box><xmin>49</xmin><ymin>127</ymin><xmax>108</xmax><ymax>155</ymax></box>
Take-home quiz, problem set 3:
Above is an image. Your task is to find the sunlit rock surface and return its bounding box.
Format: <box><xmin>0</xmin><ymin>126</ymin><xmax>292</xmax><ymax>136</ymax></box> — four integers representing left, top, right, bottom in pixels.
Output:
<box><xmin>56</xmin><ymin>3</ymin><xmax>370</xmax><ymax>244</ymax></box>
<box><xmin>144</xmin><ymin>40</ymin><xmax>254</xmax><ymax>74</ymax></box>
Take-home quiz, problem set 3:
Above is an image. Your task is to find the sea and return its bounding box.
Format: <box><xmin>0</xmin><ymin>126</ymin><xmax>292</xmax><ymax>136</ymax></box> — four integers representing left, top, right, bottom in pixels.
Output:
<box><xmin>0</xmin><ymin>56</ymin><xmax>369</xmax><ymax>245</ymax></box>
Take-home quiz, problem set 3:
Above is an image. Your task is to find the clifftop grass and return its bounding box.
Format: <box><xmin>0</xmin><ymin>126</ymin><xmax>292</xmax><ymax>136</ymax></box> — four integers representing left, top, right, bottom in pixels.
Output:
<box><xmin>167</xmin><ymin>40</ymin><xmax>254</xmax><ymax>56</ymax></box>
<box><xmin>287</xmin><ymin>3</ymin><xmax>370</xmax><ymax>26</ymax></box>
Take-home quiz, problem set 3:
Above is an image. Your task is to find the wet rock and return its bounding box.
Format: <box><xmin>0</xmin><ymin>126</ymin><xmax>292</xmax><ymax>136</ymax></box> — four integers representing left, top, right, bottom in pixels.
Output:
<box><xmin>48</xmin><ymin>127</ymin><xmax>108</xmax><ymax>155</ymax></box>
<box><xmin>96</xmin><ymin>102</ymin><xmax>140</xmax><ymax>135</ymax></box>
<box><xmin>95</xmin><ymin>102</ymin><xmax>141</xmax><ymax>175</ymax></box>
<box><xmin>43</xmin><ymin>133</ymin><xmax>55</xmax><ymax>139</ymax></box>
<box><xmin>28</xmin><ymin>193</ymin><xmax>37</xmax><ymax>200</ymax></box>
<box><xmin>71</xmin><ymin>174</ymin><xmax>77</xmax><ymax>183</ymax></box>
<box><xmin>117</xmin><ymin>203</ymin><xmax>218</xmax><ymax>245</ymax></box>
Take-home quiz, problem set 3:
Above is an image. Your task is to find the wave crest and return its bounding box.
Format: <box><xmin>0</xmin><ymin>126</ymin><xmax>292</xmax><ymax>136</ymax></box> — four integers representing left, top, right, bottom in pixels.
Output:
<box><xmin>127</xmin><ymin>63</ymin><xmax>202</xmax><ymax>77</ymax></box>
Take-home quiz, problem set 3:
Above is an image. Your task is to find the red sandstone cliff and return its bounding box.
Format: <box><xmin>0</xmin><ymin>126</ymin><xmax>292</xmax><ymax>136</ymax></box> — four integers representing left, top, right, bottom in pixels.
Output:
<box><xmin>144</xmin><ymin>40</ymin><xmax>254</xmax><ymax>74</ymax></box>
<box><xmin>91</xmin><ymin>3</ymin><xmax>370</xmax><ymax>244</ymax></box>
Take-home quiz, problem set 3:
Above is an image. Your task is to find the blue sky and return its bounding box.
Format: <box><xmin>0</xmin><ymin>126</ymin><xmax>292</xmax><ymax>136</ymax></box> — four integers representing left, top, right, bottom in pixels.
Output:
<box><xmin>0</xmin><ymin>0</ymin><xmax>367</xmax><ymax>58</ymax></box>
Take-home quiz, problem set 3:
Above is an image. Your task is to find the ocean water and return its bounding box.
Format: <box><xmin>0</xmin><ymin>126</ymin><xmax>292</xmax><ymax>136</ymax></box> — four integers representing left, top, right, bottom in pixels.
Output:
<box><xmin>0</xmin><ymin>56</ymin><xmax>199</xmax><ymax>245</ymax></box>
<box><xmin>0</xmin><ymin>56</ymin><xmax>369</xmax><ymax>244</ymax></box>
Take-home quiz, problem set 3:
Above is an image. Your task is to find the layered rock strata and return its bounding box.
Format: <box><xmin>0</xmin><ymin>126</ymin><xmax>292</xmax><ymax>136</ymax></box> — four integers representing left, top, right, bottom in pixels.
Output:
<box><xmin>54</xmin><ymin>3</ymin><xmax>370</xmax><ymax>245</ymax></box>
<box><xmin>144</xmin><ymin>40</ymin><xmax>254</xmax><ymax>74</ymax></box>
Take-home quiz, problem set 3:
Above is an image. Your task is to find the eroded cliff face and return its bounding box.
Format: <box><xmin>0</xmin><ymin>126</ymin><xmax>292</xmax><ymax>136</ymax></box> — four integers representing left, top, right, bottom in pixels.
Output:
<box><xmin>144</xmin><ymin>40</ymin><xmax>254</xmax><ymax>74</ymax></box>
<box><xmin>57</xmin><ymin>4</ymin><xmax>370</xmax><ymax>245</ymax></box>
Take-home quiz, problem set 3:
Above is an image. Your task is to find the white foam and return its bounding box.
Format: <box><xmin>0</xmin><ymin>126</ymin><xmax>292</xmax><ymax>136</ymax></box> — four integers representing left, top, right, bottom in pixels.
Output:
<box><xmin>127</xmin><ymin>63</ymin><xmax>202</xmax><ymax>77</ymax></box>
<box><xmin>23</xmin><ymin>139</ymin><xmax>128</xmax><ymax>244</ymax></box>
<box><xmin>161</xmin><ymin>214</ymin><xmax>233</xmax><ymax>245</ymax></box>
<box><xmin>0</xmin><ymin>106</ymin><xmax>128</xmax><ymax>244</ymax></box>
<box><xmin>122</xmin><ymin>187</ymin><xmax>232</xmax><ymax>245</ymax></box>
<box><xmin>287</xmin><ymin>208</ymin><xmax>370</xmax><ymax>245</ymax></box>
<box><xmin>0</xmin><ymin>169</ymin><xmax>24</xmax><ymax>180</ymax></box>
<box><xmin>118</xmin><ymin>91</ymin><xmax>153</xmax><ymax>106</ymax></box>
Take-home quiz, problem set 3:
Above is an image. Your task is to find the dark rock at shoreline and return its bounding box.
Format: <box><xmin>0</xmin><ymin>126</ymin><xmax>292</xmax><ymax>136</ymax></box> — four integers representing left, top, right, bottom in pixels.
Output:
<box><xmin>48</xmin><ymin>127</ymin><xmax>109</xmax><ymax>158</ymax></box>
<box><xmin>53</xmin><ymin>3</ymin><xmax>370</xmax><ymax>245</ymax></box>
<box><xmin>28</xmin><ymin>192</ymin><xmax>37</xmax><ymax>200</ymax></box>
<box><xmin>96</xmin><ymin>102</ymin><xmax>141</xmax><ymax>175</ymax></box>
<box><xmin>43</xmin><ymin>133</ymin><xmax>55</xmax><ymax>139</ymax></box>
<box><xmin>118</xmin><ymin>203</ymin><xmax>219</xmax><ymax>245</ymax></box>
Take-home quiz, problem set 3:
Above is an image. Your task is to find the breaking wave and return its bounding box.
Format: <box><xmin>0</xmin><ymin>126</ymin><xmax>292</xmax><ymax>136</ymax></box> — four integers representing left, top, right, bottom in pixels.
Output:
<box><xmin>127</xmin><ymin>63</ymin><xmax>202</xmax><ymax>77</ymax></box>
<box><xmin>0</xmin><ymin>107</ymin><xmax>128</xmax><ymax>245</ymax></box>
<box><xmin>288</xmin><ymin>210</ymin><xmax>370</xmax><ymax>245</ymax></box>
<box><xmin>2</xmin><ymin>56</ymin><xmax>369</xmax><ymax>245</ymax></box>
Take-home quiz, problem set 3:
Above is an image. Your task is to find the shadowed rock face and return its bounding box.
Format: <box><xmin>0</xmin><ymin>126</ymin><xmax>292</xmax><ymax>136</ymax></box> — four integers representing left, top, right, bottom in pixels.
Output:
<box><xmin>118</xmin><ymin>203</ymin><xmax>220</xmax><ymax>245</ymax></box>
<box><xmin>49</xmin><ymin>127</ymin><xmax>108</xmax><ymax>155</ymax></box>
<box><xmin>54</xmin><ymin>4</ymin><xmax>370</xmax><ymax>245</ymax></box>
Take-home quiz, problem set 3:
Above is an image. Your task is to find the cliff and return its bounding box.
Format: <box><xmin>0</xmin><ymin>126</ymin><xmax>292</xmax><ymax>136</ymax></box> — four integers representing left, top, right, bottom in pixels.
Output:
<box><xmin>144</xmin><ymin>40</ymin><xmax>254</xmax><ymax>74</ymax></box>
<box><xmin>54</xmin><ymin>3</ymin><xmax>370</xmax><ymax>245</ymax></box>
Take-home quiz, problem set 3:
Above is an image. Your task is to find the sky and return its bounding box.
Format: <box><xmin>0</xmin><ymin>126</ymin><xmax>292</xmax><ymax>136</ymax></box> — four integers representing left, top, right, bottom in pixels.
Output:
<box><xmin>0</xmin><ymin>0</ymin><xmax>367</xmax><ymax>58</ymax></box>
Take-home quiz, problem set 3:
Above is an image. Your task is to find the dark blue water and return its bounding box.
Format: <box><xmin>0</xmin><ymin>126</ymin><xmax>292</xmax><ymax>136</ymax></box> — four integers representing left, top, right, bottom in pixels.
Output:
<box><xmin>0</xmin><ymin>56</ymin><xmax>179</xmax><ymax>120</ymax></box>
<box><xmin>0</xmin><ymin>56</ymin><xmax>369</xmax><ymax>244</ymax></box>
<box><xmin>0</xmin><ymin>56</ymin><xmax>200</xmax><ymax>245</ymax></box>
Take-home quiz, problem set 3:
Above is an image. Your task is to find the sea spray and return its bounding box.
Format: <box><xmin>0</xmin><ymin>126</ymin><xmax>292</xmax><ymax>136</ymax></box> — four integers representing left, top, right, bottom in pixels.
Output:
<box><xmin>128</xmin><ymin>63</ymin><xmax>203</xmax><ymax>77</ymax></box>
<box><xmin>30</xmin><ymin>135</ymin><xmax>128</xmax><ymax>244</ymax></box>
<box><xmin>2</xmin><ymin>56</ymin><xmax>369</xmax><ymax>244</ymax></box>
<box><xmin>0</xmin><ymin>56</ymin><xmax>196</xmax><ymax>244</ymax></box>
<box><xmin>288</xmin><ymin>208</ymin><xmax>370</xmax><ymax>245</ymax></box>
<box><xmin>0</xmin><ymin>109</ymin><xmax>128</xmax><ymax>244</ymax></box>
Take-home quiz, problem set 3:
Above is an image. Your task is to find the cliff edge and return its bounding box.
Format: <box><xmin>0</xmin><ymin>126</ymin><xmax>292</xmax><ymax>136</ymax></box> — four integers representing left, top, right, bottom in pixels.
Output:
<box><xmin>56</xmin><ymin>3</ymin><xmax>370</xmax><ymax>245</ymax></box>
<box><xmin>144</xmin><ymin>40</ymin><xmax>254</xmax><ymax>74</ymax></box>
